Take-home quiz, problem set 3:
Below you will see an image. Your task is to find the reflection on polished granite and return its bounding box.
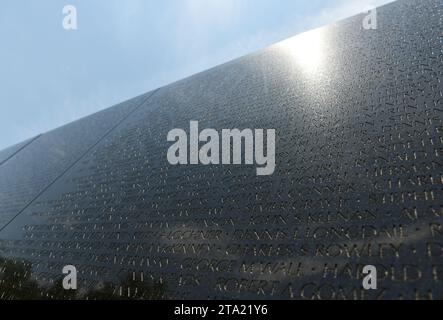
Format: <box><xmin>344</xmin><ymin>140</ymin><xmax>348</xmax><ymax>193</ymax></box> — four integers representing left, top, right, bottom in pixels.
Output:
<box><xmin>0</xmin><ymin>0</ymin><xmax>442</xmax><ymax>299</ymax></box>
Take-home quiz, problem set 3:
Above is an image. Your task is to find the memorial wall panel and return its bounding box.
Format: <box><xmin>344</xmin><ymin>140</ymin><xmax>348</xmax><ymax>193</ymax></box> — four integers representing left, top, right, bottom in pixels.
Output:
<box><xmin>0</xmin><ymin>0</ymin><xmax>442</xmax><ymax>300</ymax></box>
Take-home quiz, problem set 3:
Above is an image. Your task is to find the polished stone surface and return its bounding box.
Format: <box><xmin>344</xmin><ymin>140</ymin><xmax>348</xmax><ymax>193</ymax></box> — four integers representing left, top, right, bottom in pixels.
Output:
<box><xmin>0</xmin><ymin>0</ymin><xmax>442</xmax><ymax>299</ymax></box>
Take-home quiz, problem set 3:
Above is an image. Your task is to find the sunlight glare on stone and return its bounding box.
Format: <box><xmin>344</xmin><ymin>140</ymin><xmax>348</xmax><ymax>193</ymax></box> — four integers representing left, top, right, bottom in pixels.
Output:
<box><xmin>277</xmin><ymin>28</ymin><xmax>326</xmax><ymax>75</ymax></box>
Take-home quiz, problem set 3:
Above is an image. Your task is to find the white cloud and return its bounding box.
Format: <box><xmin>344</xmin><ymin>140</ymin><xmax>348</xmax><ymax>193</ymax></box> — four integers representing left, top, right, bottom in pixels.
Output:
<box><xmin>181</xmin><ymin>0</ymin><xmax>240</xmax><ymax>27</ymax></box>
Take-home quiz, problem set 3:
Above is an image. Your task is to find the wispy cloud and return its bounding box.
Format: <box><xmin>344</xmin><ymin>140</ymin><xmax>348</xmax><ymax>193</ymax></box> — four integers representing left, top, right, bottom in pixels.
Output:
<box><xmin>181</xmin><ymin>0</ymin><xmax>240</xmax><ymax>26</ymax></box>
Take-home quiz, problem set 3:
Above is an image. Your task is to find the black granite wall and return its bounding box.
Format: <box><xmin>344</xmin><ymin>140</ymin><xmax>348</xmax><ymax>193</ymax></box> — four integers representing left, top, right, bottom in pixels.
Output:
<box><xmin>0</xmin><ymin>0</ymin><xmax>442</xmax><ymax>300</ymax></box>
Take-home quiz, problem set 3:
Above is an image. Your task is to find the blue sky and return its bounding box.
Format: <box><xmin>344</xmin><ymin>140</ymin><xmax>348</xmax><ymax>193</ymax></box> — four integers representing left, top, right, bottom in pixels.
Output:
<box><xmin>0</xmin><ymin>0</ymin><xmax>393</xmax><ymax>150</ymax></box>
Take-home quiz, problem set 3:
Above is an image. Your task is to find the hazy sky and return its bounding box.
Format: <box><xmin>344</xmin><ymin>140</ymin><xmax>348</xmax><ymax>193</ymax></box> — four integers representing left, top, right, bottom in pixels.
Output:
<box><xmin>0</xmin><ymin>0</ymin><xmax>394</xmax><ymax>150</ymax></box>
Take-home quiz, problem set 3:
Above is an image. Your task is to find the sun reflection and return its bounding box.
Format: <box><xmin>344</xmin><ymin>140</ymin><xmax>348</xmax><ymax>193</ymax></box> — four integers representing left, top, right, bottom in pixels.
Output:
<box><xmin>277</xmin><ymin>28</ymin><xmax>326</xmax><ymax>75</ymax></box>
